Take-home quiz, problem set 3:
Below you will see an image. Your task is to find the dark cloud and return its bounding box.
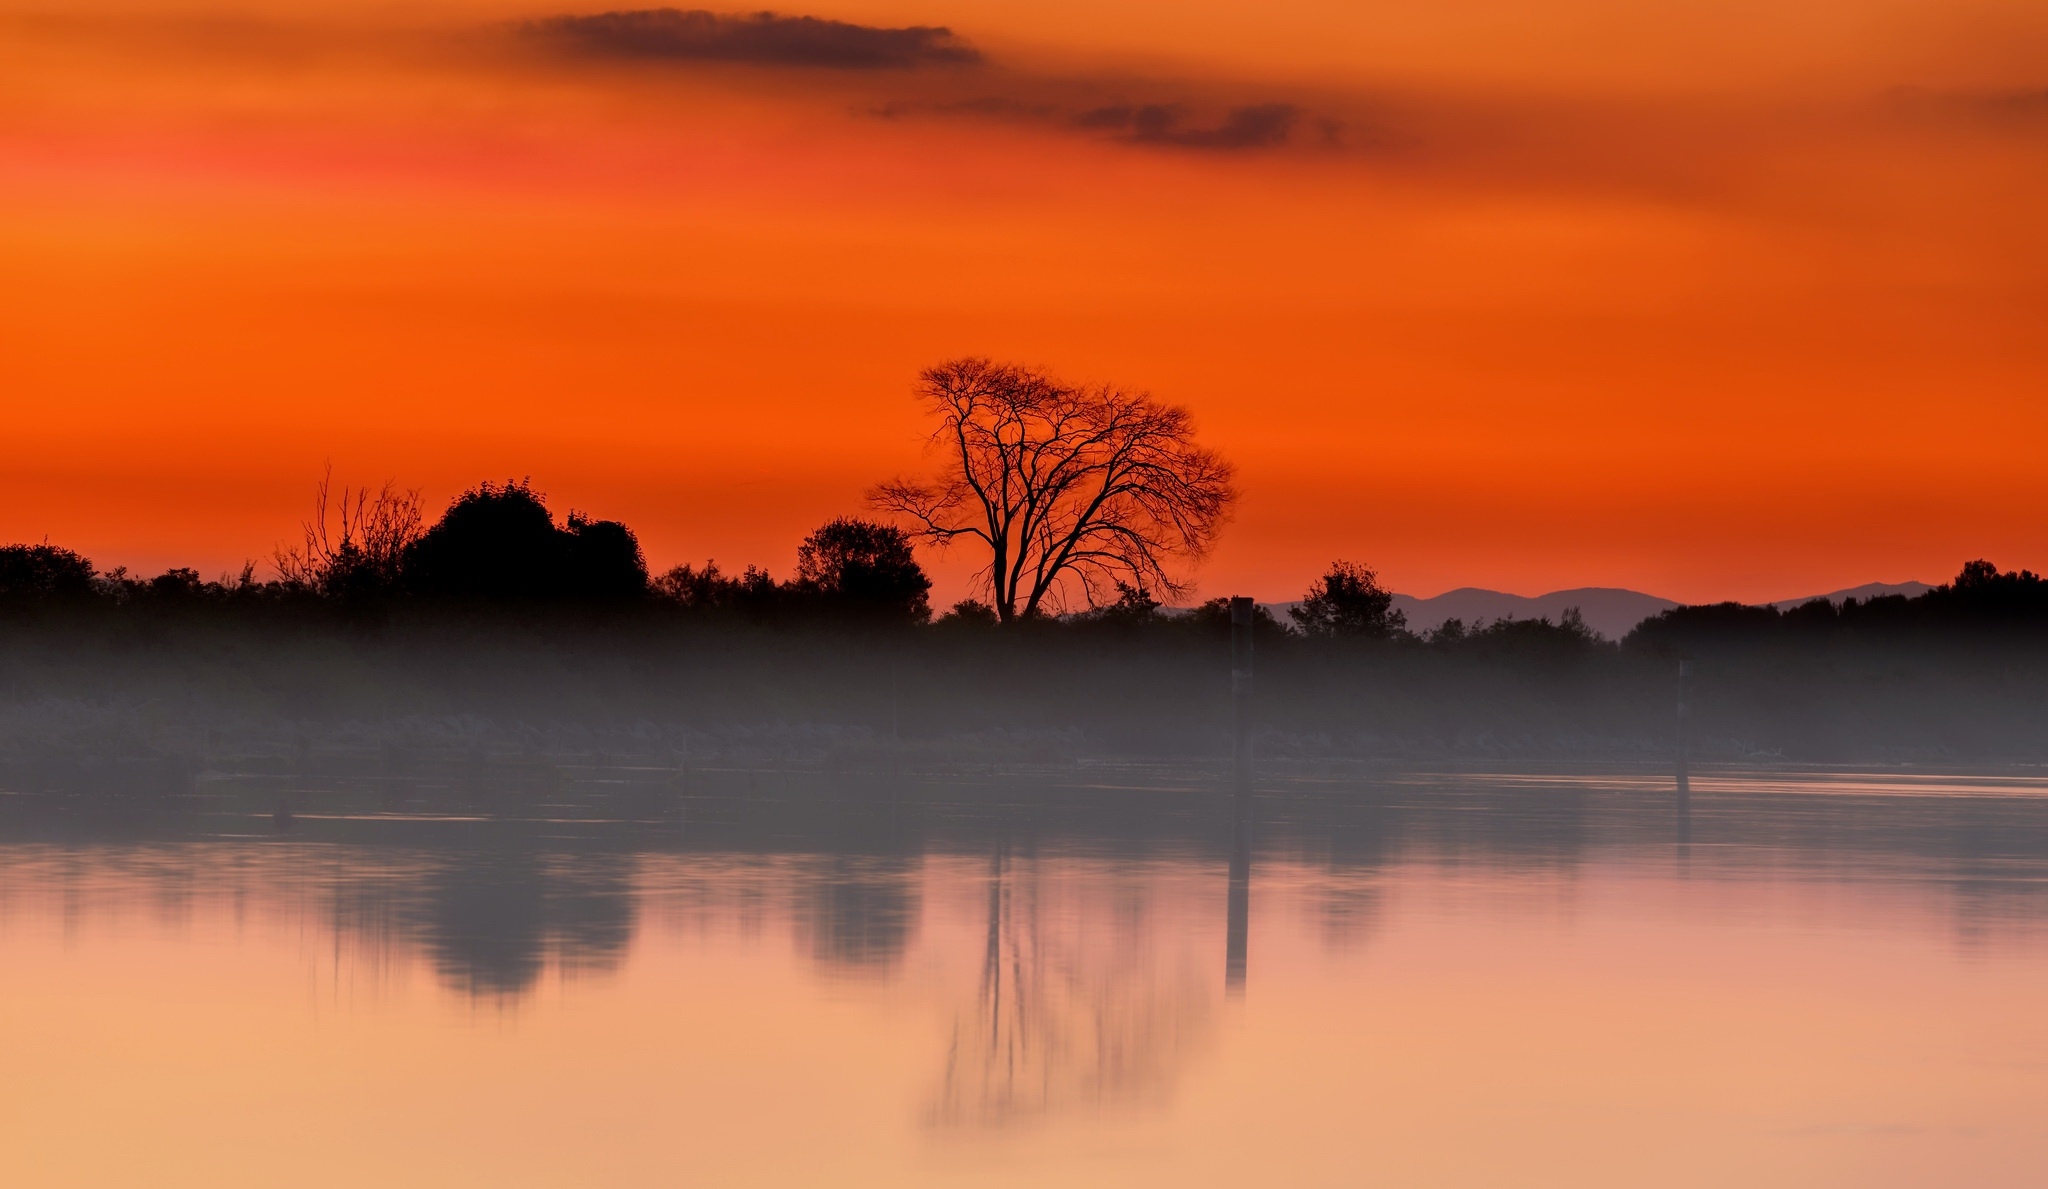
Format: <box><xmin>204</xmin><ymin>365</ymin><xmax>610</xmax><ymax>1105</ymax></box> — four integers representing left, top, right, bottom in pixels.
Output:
<box><xmin>516</xmin><ymin>11</ymin><xmax>1354</xmax><ymax>157</ymax></box>
<box><xmin>871</xmin><ymin>96</ymin><xmax>1319</xmax><ymax>152</ymax></box>
<box><xmin>527</xmin><ymin>8</ymin><xmax>982</xmax><ymax>70</ymax></box>
<box><xmin>870</xmin><ymin>96</ymin><xmax>1056</xmax><ymax>121</ymax></box>
<box><xmin>1954</xmin><ymin>88</ymin><xmax>2048</xmax><ymax>129</ymax></box>
<box><xmin>1074</xmin><ymin>102</ymin><xmax>1302</xmax><ymax>150</ymax></box>
<box><xmin>1881</xmin><ymin>86</ymin><xmax>2048</xmax><ymax>130</ymax></box>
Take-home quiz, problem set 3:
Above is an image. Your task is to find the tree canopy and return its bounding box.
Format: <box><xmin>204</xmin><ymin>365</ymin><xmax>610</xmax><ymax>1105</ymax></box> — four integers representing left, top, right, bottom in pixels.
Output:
<box><xmin>402</xmin><ymin>480</ymin><xmax>647</xmax><ymax>601</ymax></box>
<box><xmin>0</xmin><ymin>544</ymin><xmax>97</xmax><ymax>601</ymax></box>
<box><xmin>872</xmin><ymin>358</ymin><xmax>1236</xmax><ymax>622</ymax></box>
<box><xmin>793</xmin><ymin>517</ymin><xmax>932</xmax><ymax>625</ymax></box>
<box><xmin>1290</xmin><ymin>560</ymin><xmax>1406</xmax><ymax>639</ymax></box>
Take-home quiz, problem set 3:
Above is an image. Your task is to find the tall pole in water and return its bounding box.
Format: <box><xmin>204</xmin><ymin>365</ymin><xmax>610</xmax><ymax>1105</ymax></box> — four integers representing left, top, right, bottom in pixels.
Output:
<box><xmin>1226</xmin><ymin>597</ymin><xmax>1255</xmax><ymax>995</ymax></box>
<box><xmin>1230</xmin><ymin>597</ymin><xmax>1255</xmax><ymax>786</ymax></box>
<box><xmin>1676</xmin><ymin>659</ymin><xmax>1693</xmax><ymax>836</ymax></box>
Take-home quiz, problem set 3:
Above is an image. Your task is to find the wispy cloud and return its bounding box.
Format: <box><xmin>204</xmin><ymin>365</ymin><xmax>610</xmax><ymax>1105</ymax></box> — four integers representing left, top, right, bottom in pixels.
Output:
<box><xmin>870</xmin><ymin>95</ymin><xmax>1335</xmax><ymax>153</ymax></box>
<box><xmin>524</xmin><ymin>8</ymin><xmax>982</xmax><ymax>70</ymax></box>
<box><xmin>518</xmin><ymin>9</ymin><xmax>1340</xmax><ymax>153</ymax></box>
<box><xmin>1882</xmin><ymin>85</ymin><xmax>2048</xmax><ymax>130</ymax></box>
<box><xmin>1074</xmin><ymin>103</ymin><xmax>1303</xmax><ymax>150</ymax></box>
<box><xmin>20</xmin><ymin>3</ymin><xmax>2028</xmax><ymax>195</ymax></box>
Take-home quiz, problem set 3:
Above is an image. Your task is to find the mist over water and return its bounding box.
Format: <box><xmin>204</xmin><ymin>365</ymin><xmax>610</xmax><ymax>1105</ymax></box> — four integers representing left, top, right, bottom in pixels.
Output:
<box><xmin>3</xmin><ymin>765</ymin><xmax>2047</xmax><ymax>1186</ymax></box>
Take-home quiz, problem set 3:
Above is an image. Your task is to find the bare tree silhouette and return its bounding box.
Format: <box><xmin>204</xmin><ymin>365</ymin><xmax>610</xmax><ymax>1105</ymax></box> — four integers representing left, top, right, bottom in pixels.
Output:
<box><xmin>274</xmin><ymin>467</ymin><xmax>424</xmax><ymax>597</ymax></box>
<box><xmin>871</xmin><ymin>358</ymin><xmax>1236</xmax><ymax>622</ymax></box>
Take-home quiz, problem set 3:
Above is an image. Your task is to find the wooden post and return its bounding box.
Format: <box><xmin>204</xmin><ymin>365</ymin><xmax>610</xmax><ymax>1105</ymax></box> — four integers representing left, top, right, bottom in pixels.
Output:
<box><xmin>1676</xmin><ymin>659</ymin><xmax>1693</xmax><ymax>834</ymax></box>
<box><xmin>1230</xmin><ymin>596</ymin><xmax>1255</xmax><ymax>786</ymax></box>
<box><xmin>1226</xmin><ymin>597</ymin><xmax>1255</xmax><ymax>996</ymax></box>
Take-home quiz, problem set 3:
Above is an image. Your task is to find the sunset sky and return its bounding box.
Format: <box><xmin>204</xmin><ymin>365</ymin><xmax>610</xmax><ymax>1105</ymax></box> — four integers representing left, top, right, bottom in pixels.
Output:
<box><xmin>3</xmin><ymin>0</ymin><xmax>2044</xmax><ymax>605</ymax></box>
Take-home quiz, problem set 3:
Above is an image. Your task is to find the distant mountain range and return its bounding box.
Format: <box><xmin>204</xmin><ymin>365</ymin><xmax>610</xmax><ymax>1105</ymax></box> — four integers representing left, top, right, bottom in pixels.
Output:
<box><xmin>1768</xmin><ymin>580</ymin><xmax>1935</xmax><ymax>610</ymax></box>
<box><xmin>1387</xmin><ymin>588</ymin><xmax>1675</xmax><ymax>641</ymax></box>
<box><xmin>1265</xmin><ymin>579</ymin><xmax>1936</xmax><ymax>641</ymax></box>
<box><xmin>1383</xmin><ymin>580</ymin><xmax>1935</xmax><ymax>640</ymax></box>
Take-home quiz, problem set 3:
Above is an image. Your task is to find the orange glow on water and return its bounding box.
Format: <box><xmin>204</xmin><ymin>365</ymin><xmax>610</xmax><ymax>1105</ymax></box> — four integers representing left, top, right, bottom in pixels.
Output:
<box><xmin>3</xmin><ymin>833</ymin><xmax>2046</xmax><ymax>1187</ymax></box>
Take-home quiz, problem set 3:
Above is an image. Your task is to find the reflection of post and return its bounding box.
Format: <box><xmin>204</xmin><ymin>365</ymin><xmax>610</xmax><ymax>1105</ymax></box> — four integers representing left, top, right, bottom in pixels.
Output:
<box><xmin>1230</xmin><ymin>596</ymin><xmax>1255</xmax><ymax>785</ymax></box>
<box><xmin>1226</xmin><ymin>596</ymin><xmax>1255</xmax><ymax>996</ymax></box>
<box><xmin>981</xmin><ymin>844</ymin><xmax>1004</xmax><ymax>1044</ymax></box>
<box><xmin>1225</xmin><ymin>795</ymin><xmax>1250</xmax><ymax>997</ymax></box>
<box><xmin>1675</xmin><ymin>659</ymin><xmax>1693</xmax><ymax>840</ymax></box>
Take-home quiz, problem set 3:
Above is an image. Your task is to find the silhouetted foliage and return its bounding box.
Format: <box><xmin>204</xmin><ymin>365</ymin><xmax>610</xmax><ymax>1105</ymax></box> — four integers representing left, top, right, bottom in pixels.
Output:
<box><xmin>0</xmin><ymin>544</ymin><xmax>97</xmax><ymax>602</ymax></box>
<box><xmin>403</xmin><ymin>481</ymin><xmax>559</xmax><ymax>599</ymax></box>
<box><xmin>793</xmin><ymin>518</ymin><xmax>932</xmax><ymax>625</ymax></box>
<box><xmin>1625</xmin><ymin>601</ymin><xmax>1782</xmax><ymax>655</ymax></box>
<box><xmin>652</xmin><ymin>561</ymin><xmax>781</xmax><ymax>618</ymax></box>
<box><xmin>1291</xmin><ymin>560</ymin><xmax>1406</xmax><ymax>639</ymax></box>
<box><xmin>934</xmin><ymin>599</ymin><xmax>1000</xmax><ymax>629</ymax></box>
<box><xmin>73</xmin><ymin>562</ymin><xmax>263</xmax><ymax>609</ymax></box>
<box><xmin>1624</xmin><ymin>560</ymin><xmax>2048</xmax><ymax>657</ymax></box>
<box><xmin>564</xmin><ymin>513</ymin><xmax>651</xmax><ymax>601</ymax></box>
<box><xmin>1187</xmin><ymin>596</ymin><xmax>1294</xmax><ymax>646</ymax></box>
<box><xmin>873</xmin><ymin>357</ymin><xmax>1236</xmax><ymax>622</ymax></box>
<box><xmin>1922</xmin><ymin>558</ymin><xmax>2048</xmax><ymax>622</ymax></box>
<box><xmin>274</xmin><ymin>470</ymin><xmax>423</xmax><ymax>599</ymax></box>
<box><xmin>19</xmin><ymin>462</ymin><xmax>2048</xmax><ymax>764</ymax></box>
<box><xmin>146</xmin><ymin>568</ymin><xmax>207</xmax><ymax>599</ymax></box>
<box><xmin>1071</xmin><ymin>582</ymin><xmax>1167</xmax><ymax>628</ymax></box>
<box><xmin>1431</xmin><ymin>608</ymin><xmax>1604</xmax><ymax>660</ymax></box>
<box><xmin>401</xmin><ymin>480</ymin><xmax>646</xmax><ymax>602</ymax></box>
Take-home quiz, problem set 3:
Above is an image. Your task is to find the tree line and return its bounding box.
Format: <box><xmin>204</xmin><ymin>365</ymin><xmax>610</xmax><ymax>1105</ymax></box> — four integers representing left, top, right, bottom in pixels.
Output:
<box><xmin>0</xmin><ymin>480</ymin><xmax>934</xmax><ymax>625</ymax></box>
<box><xmin>2</xmin><ymin>354</ymin><xmax>2043</xmax><ymax>651</ymax></box>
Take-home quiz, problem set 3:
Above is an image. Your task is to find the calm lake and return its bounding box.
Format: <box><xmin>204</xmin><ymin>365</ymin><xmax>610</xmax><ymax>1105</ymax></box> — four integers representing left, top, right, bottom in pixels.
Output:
<box><xmin>4</xmin><ymin>765</ymin><xmax>2046</xmax><ymax>1187</ymax></box>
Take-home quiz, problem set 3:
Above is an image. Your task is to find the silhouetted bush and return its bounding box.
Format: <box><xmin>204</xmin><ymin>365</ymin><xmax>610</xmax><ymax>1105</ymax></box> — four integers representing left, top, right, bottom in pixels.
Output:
<box><xmin>401</xmin><ymin>481</ymin><xmax>646</xmax><ymax>602</ymax></box>
<box><xmin>1067</xmin><ymin>583</ymin><xmax>1168</xmax><ymax>630</ymax></box>
<box><xmin>792</xmin><ymin>518</ymin><xmax>931</xmax><ymax>625</ymax></box>
<box><xmin>1624</xmin><ymin>561</ymin><xmax>2048</xmax><ymax>657</ymax></box>
<box><xmin>274</xmin><ymin>473</ymin><xmax>423</xmax><ymax>600</ymax></box>
<box><xmin>1187</xmin><ymin>596</ymin><xmax>1295</xmax><ymax>647</ymax></box>
<box><xmin>1291</xmin><ymin>560</ymin><xmax>1406</xmax><ymax>639</ymax></box>
<box><xmin>563</xmin><ymin>513</ymin><xmax>650</xmax><ymax>601</ymax></box>
<box><xmin>1918</xmin><ymin>559</ymin><xmax>2048</xmax><ymax>624</ymax></box>
<box><xmin>1431</xmin><ymin>608</ymin><xmax>1604</xmax><ymax>661</ymax></box>
<box><xmin>652</xmin><ymin>561</ymin><xmax>782</xmax><ymax>619</ymax></box>
<box><xmin>87</xmin><ymin>563</ymin><xmax>268</xmax><ymax>611</ymax></box>
<box><xmin>0</xmin><ymin>545</ymin><xmax>96</xmax><ymax>603</ymax></box>
<box><xmin>934</xmin><ymin>599</ymin><xmax>999</xmax><ymax>629</ymax></box>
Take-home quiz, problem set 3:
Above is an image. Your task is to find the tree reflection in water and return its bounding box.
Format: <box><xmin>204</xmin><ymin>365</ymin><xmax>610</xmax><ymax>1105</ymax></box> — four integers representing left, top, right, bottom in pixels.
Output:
<box><xmin>797</xmin><ymin>855</ymin><xmax>921</xmax><ymax>975</ymax></box>
<box><xmin>414</xmin><ymin>851</ymin><xmax>638</xmax><ymax>999</ymax></box>
<box><xmin>926</xmin><ymin>845</ymin><xmax>1216</xmax><ymax>1129</ymax></box>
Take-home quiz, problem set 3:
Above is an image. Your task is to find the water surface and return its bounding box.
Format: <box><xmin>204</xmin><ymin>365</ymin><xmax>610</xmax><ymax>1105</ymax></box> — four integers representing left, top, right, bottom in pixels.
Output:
<box><xmin>3</xmin><ymin>766</ymin><xmax>2046</xmax><ymax>1187</ymax></box>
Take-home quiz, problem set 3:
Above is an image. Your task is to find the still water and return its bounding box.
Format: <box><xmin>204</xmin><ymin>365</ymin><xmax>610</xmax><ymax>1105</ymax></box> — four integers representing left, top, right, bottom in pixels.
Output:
<box><xmin>4</xmin><ymin>765</ymin><xmax>2047</xmax><ymax>1187</ymax></box>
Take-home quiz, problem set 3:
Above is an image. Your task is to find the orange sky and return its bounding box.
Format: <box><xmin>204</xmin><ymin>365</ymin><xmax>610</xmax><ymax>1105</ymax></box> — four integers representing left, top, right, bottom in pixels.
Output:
<box><xmin>2</xmin><ymin>0</ymin><xmax>2045</xmax><ymax>604</ymax></box>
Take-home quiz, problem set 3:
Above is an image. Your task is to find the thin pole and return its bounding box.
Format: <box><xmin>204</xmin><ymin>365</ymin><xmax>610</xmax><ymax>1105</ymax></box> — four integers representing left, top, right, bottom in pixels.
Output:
<box><xmin>1226</xmin><ymin>806</ymin><xmax>1250</xmax><ymax>996</ymax></box>
<box><xmin>1676</xmin><ymin>659</ymin><xmax>1693</xmax><ymax>832</ymax></box>
<box><xmin>1226</xmin><ymin>596</ymin><xmax>1255</xmax><ymax>996</ymax></box>
<box><xmin>1229</xmin><ymin>596</ymin><xmax>1255</xmax><ymax>786</ymax></box>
